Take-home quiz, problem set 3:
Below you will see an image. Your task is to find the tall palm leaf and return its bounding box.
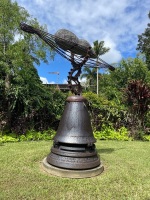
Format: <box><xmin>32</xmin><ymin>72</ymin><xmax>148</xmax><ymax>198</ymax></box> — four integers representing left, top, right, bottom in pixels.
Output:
<box><xmin>93</xmin><ymin>40</ymin><xmax>110</xmax><ymax>58</ymax></box>
<box><xmin>93</xmin><ymin>40</ymin><xmax>110</xmax><ymax>94</ymax></box>
<box><xmin>81</xmin><ymin>67</ymin><xmax>97</xmax><ymax>87</ymax></box>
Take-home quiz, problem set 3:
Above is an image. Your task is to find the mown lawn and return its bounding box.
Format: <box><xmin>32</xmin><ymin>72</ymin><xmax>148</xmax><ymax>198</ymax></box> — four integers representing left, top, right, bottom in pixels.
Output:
<box><xmin>0</xmin><ymin>140</ymin><xmax>150</xmax><ymax>200</ymax></box>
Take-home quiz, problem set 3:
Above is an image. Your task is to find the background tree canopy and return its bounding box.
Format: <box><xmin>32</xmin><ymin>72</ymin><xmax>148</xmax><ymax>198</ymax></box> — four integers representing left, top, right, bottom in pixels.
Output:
<box><xmin>0</xmin><ymin>1</ymin><xmax>149</xmax><ymax>140</ymax></box>
<box><xmin>137</xmin><ymin>11</ymin><xmax>150</xmax><ymax>69</ymax></box>
<box><xmin>0</xmin><ymin>0</ymin><xmax>62</xmax><ymax>133</ymax></box>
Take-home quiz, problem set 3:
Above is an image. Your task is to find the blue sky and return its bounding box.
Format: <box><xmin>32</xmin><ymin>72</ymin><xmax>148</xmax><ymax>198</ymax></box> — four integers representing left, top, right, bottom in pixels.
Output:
<box><xmin>14</xmin><ymin>0</ymin><xmax>150</xmax><ymax>84</ymax></box>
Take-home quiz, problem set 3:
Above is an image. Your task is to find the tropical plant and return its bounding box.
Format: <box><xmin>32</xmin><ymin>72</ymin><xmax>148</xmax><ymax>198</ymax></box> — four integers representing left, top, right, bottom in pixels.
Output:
<box><xmin>83</xmin><ymin>91</ymin><xmax>127</xmax><ymax>131</ymax></box>
<box><xmin>81</xmin><ymin>40</ymin><xmax>110</xmax><ymax>93</ymax></box>
<box><xmin>137</xmin><ymin>11</ymin><xmax>150</xmax><ymax>69</ymax></box>
<box><xmin>123</xmin><ymin>80</ymin><xmax>150</xmax><ymax>138</ymax></box>
<box><xmin>93</xmin><ymin>40</ymin><xmax>110</xmax><ymax>94</ymax></box>
<box><xmin>80</xmin><ymin>67</ymin><xmax>97</xmax><ymax>92</ymax></box>
<box><xmin>110</xmin><ymin>58</ymin><xmax>150</xmax><ymax>91</ymax></box>
<box><xmin>94</xmin><ymin>125</ymin><xmax>130</xmax><ymax>141</ymax></box>
<box><xmin>0</xmin><ymin>0</ymin><xmax>55</xmax><ymax>133</ymax></box>
<box><xmin>93</xmin><ymin>40</ymin><xmax>110</xmax><ymax>58</ymax></box>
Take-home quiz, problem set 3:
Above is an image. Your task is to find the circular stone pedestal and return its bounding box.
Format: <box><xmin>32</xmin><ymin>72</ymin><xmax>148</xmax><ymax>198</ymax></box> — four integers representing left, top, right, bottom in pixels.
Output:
<box><xmin>42</xmin><ymin>157</ymin><xmax>104</xmax><ymax>179</ymax></box>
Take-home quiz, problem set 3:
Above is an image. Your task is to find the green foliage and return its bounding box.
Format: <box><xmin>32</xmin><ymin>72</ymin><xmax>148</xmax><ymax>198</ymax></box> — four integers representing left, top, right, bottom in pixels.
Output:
<box><xmin>124</xmin><ymin>80</ymin><xmax>150</xmax><ymax>113</ymax></box>
<box><xmin>80</xmin><ymin>67</ymin><xmax>97</xmax><ymax>92</ymax></box>
<box><xmin>19</xmin><ymin>129</ymin><xmax>56</xmax><ymax>141</ymax></box>
<box><xmin>50</xmin><ymin>89</ymin><xmax>68</xmax><ymax>119</ymax></box>
<box><xmin>0</xmin><ymin>1</ymin><xmax>149</xmax><ymax>140</ymax></box>
<box><xmin>0</xmin><ymin>129</ymin><xmax>56</xmax><ymax>143</ymax></box>
<box><xmin>98</xmin><ymin>73</ymin><xmax>123</xmax><ymax>101</ymax></box>
<box><xmin>137</xmin><ymin>11</ymin><xmax>150</xmax><ymax>69</ymax></box>
<box><xmin>145</xmin><ymin>111</ymin><xmax>150</xmax><ymax>128</ymax></box>
<box><xmin>142</xmin><ymin>134</ymin><xmax>150</xmax><ymax>141</ymax></box>
<box><xmin>95</xmin><ymin>58</ymin><xmax>150</xmax><ymax>138</ymax></box>
<box><xmin>110</xmin><ymin>58</ymin><xmax>150</xmax><ymax>91</ymax></box>
<box><xmin>81</xmin><ymin>39</ymin><xmax>110</xmax><ymax>93</ymax></box>
<box><xmin>123</xmin><ymin>80</ymin><xmax>150</xmax><ymax>138</ymax></box>
<box><xmin>0</xmin><ymin>0</ymin><xmax>57</xmax><ymax>134</ymax></box>
<box><xmin>95</xmin><ymin>57</ymin><xmax>150</xmax><ymax>104</ymax></box>
<box><xmin>93</xmin><ymin>40</ymin><xmax>110</xmax><ymax>57</ymax></box>
<box><xmin>94</xmin><ymin>125</ymin><xmax>131</xmax><ymax>141</ymax></box>
<box><xmin>83</xmin><ymin>90</ymin><xmax>149</xmax><ymax>141</ymax></box>
<box><xmin>0</xmin><ymin>133</ymin><xmax>18</xmax><ymax>143</ymax></box>
<box><xmin>83</xmin><ymin>91</ymin><xmax>126</xmax><ymax>130</ymax></box>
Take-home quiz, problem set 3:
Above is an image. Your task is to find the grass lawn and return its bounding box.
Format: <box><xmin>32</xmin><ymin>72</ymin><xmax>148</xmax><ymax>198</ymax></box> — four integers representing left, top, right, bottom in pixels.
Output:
<box><xmin>0</xmin><ymin>140</ymin><xmax>150</xmax><ymax>200</ymax></box>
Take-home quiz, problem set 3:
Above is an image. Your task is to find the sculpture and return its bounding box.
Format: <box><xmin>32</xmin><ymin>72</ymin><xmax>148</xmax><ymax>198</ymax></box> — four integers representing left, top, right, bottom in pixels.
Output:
<box><xmin>20</xmin><ymin>22</ymin><xmax>114</xmax><ymax>178</ymax></box>
<box><xmin>20</xmin><ymin>22</ymin><xmax>114</xmax><ymax>95</ymax></box>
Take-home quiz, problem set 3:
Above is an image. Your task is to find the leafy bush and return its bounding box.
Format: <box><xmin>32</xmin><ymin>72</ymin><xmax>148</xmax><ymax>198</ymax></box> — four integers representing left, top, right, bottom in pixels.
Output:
<box><xmin>123</xmin><ymin>80</ymin><xmax>150</xmax><ymax>138</ymax></box>
<box><xmin>83</xmin><ymin>91</ymin><xmax>127</xmax><ymax>131</ymax></box>
<box><xmin>94</xmin><ymin>125</ymin><xmax>131</xmax><ymax>141</ymax></box>
<box><xmin>0</xmin><ymin>135</ymin><xmax>18</xmax><ymax>143</ymax></box>
<box><xmin>19</xmin><ymin>129</ymin><xmax>56</xmax><ymax>141</ymax></box>
<box><xmin>0</xmin><ymin>129</ymin><xmax>56</xmax><ymax>143</ymax></box>
<box><xmin>142</xmin><ymin>135</ymin><xmax>150</xmax><ymax>141</ymax></box>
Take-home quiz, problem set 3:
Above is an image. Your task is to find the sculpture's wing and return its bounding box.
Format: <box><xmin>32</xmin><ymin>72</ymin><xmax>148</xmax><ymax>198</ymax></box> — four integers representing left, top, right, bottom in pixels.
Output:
<box><xmin>20</xmin><ymin>22</ymin><xmax>115</xmax><ymax>71</ymax></box>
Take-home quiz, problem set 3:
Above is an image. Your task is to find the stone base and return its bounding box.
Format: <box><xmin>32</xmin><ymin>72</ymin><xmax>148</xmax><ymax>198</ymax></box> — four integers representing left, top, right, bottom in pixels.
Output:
<box><xmin>42</xmin><ymin>157</ymin><xmax>104</xmax><ymax>179</ymax></box>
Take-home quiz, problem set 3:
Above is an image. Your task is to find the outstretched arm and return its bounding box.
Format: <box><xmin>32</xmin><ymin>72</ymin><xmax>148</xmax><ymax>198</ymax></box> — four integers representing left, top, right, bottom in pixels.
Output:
<box><xmin>20</xmin><ymin>22</ymin><xmax>38</xmax><ymax>34</ymax></box>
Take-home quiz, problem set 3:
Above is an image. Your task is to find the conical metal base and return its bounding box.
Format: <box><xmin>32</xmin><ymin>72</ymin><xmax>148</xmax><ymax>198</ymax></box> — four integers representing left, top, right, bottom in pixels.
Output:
<box><xmin>46</xmin><ymin>95</ymin><xmax>101</xmax><ymax>170</ymax></box>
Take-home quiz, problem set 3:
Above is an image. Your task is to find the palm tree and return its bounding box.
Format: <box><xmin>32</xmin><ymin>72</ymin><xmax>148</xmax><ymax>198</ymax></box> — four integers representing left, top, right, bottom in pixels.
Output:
<box><xmin>93</xmin><ymin>40</ymin><xmax>110</xmax><ymax>95</ymax></box>
<box><xmin>81</xmin><ymin>40</ymin><xmax>110</xmax><ymax>94</ymax></box>
<box><xmin>80</xmin><ymin>67</ymin><xmax>97</xmax><ymax>92</ymax></box>
<box><xmin>93</xmin><ymin>40</ymin><xmax>110</xmax><ymax>57</ymax></box>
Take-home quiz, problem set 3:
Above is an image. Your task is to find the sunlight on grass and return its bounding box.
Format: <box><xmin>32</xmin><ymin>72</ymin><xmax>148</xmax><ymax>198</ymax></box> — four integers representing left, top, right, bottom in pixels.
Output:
<box><xmin>0</xmin><ymin>141</ymin><xmax>150</xmax><ymax>200</ymax></box>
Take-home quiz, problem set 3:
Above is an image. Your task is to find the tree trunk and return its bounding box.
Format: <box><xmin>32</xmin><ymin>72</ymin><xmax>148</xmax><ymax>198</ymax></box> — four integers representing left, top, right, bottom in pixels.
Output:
<box><xmin>4</xmin><ymin>73</ymin><xmax>12</xmax><ymax>132</ymax></box>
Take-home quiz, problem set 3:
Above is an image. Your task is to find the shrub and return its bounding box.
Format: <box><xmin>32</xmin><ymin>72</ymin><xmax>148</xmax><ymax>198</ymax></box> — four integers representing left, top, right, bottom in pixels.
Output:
<box><xmin>0</xmin><ymin>129</ymin><xmax>56</xmax><ymax>143</ymax></box>
<box><xmin>94</xmin><ymin>125</ymin><xmax>131</xmax><ymax>141</ymax></box>
<box><xmin>142</xmin><ymin>135</ymin><xmax>150</xmax><ymax>141</ymax></box>
<box><xmin>83</xmin><ymin>91</ymin><xmax>127</xmax><ymax>131</ymax></box>
<box><xmin>0</xmin><ymin>135</ymin><xmax>18</xmax><ymax>143</ymax></box>
<box><xmin>123</xmin><ymin>80</ymin><xmax>150</xmax><ymax>138</ymax></box>
<box><xmin>19</xmin><ymin>129</ymin><xmax>56</xmax><ymax>141</ymax></box>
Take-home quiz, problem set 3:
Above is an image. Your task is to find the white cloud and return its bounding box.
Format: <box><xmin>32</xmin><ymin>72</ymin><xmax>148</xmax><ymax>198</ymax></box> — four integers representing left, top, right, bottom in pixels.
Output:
<box><xmin>63</xmin><ymin>79</ymin><xmax>68</xmax><ymax>84</ymax></box>
<box><xmin>49</xmin><ymin>81</ymin><xmax>55</xmax><ymax>84</ymax></box>
<box><xmin>79</xmin><ymin>77</ymin><xmax>89</xmax><ymax>87</ymax></box>
<box><xmin>40</xmin><ymin>77</ymin><xmax>49</xmax><ymax>84</ymax></box>
<box><xmin>100</xmin><ymin>36</ymin><xmax>122</xmax><ymax>63</ymax></box>
<box><xmin>79</xmin><ymin>77</ymin><xmax>87</xmax><ymax>83</ymax></box>
<box><xmin>63</xmin><ymin>77</ymin><xmax>88</xmax><ymax>85</ymax></box>
<box><xmin>15</xmin><ymin>0</ymin><xmax>150</xmax><ymax>64</ymax></box>
<box><xmin>40</xmin><ymin>77</ymin><xmax>55</xmax><ymax>84</ymax></box>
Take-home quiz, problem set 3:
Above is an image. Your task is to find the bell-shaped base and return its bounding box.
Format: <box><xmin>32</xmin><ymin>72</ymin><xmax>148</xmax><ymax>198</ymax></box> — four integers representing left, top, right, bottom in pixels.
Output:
<box><xmin>45</xmin><ymin>95</ymin><xmax>103</xmax><ymax>173</ymax></box>
<box><xmin>47</xmin><ymin>143</ymin><xmax>100</xmax><ymax>170</ymax></box>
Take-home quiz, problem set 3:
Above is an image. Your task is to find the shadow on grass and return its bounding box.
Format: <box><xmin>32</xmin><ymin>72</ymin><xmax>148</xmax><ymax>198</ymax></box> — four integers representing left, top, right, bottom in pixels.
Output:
<box><xmin>97</xmin><ymin>148</ymin><xmax>115</xmax><ymax>154</ymax></box>
<box><xmin>97</xmin><ymin>147</ymin><xmax>125</xmax><ymax>154</ymax></box>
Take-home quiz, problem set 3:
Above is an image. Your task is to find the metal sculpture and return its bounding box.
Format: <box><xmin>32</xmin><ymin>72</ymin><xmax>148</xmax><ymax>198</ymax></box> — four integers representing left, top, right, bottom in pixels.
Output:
<box><xmin>20</xmin><ymin>22</ymin><xmax>113</xmax><ymax>177</ymax></box>
<box><xmin>20</xmin><ymin>22</ymin><xmax>114</xmax><ymax>95</ymax></box>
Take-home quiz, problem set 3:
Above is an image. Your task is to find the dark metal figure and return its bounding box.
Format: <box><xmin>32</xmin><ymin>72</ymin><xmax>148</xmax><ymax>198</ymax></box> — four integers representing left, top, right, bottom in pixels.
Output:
<box><xmin>20</xmin><ymin>23</ymin><xmax>110</xmax><ymax>172</ymax></box>
<box><xmin>20</xmin><ymin>22</ymin><xmax>115</xmax><ymax>95</ymax></box>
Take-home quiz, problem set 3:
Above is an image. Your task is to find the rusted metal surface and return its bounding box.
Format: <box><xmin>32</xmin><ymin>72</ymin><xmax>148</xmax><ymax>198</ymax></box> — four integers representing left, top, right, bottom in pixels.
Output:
<box><xmin>67</xmin><ymin>50</ymin><xmax>90</xmax><ymax>95</ymax></box>
<box><xmin>47</xmin><ymin>152</ymin><xmax>100</xmax><ymax>170</ymax></box>
<box><xmin>54</xmin><ymin>96</ymin><xmax>96</xmax><ymax>144</ymax></box>
<box><xmin>47</xmin><ymin>142</ymin><xmax>100</xmax><ymax>170</ymax></box>
<box><xmin>66</xmin><ymin>95</ymin><xmax>87</xmax><ymax>102</ymax></box>
<box><xmin>46</xmin><ymin>96</ymin><xmax>100</xmax><ymax>170</ymax></box>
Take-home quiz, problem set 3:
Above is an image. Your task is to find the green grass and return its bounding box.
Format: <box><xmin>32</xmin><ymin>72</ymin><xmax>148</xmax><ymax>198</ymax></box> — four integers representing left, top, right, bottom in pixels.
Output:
<box><xmin>0</xmin><ymin>141</ymin><xmax>150</xmax><ymax>200</ymax></box>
